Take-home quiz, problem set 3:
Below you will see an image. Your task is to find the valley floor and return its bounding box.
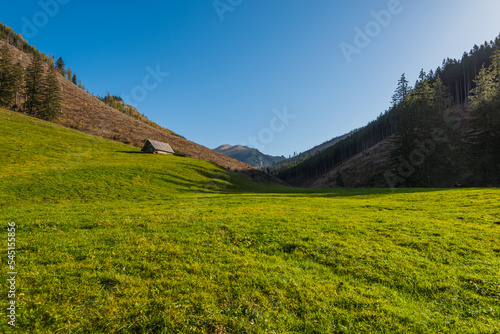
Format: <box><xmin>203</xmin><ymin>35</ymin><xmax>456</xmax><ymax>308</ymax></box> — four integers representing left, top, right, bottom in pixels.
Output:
<box><xmin>1</xmin><ymin>109</ymin><xmax>499</xmax><ymax>333</ymax></box>
<box><xmin>1</xmin><ymin>189</ymin><xmax>499</xmax><ymax>333</ymax></box>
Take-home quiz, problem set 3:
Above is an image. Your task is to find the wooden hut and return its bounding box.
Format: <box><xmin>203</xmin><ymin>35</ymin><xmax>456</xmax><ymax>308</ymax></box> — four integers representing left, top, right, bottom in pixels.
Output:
<box><xmin>142</xmin><ymin>139</ymin><xmax>175</xmax><ymax>155</ymax></box>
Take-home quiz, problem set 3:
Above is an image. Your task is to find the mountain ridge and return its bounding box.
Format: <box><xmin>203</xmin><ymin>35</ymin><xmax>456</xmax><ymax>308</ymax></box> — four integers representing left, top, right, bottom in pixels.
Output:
<box><xmin>214</xmin><ymin>144</ymin><xmax>285</xmax><ymax>169</ymax></box>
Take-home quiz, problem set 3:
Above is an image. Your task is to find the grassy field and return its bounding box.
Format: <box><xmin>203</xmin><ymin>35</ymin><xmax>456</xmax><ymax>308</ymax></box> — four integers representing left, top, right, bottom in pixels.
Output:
<box><xmin>0</xmin><ymin>109</ymin><xmax>499</xmax><ymax>333</ymax></box>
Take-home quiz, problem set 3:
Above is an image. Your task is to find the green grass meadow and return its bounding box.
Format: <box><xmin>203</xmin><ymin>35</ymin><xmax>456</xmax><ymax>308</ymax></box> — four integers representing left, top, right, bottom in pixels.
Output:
<box><xmin>0</xmin><ymin>109</ymin><xmax>499</xmax><ymax>333</ymax></box>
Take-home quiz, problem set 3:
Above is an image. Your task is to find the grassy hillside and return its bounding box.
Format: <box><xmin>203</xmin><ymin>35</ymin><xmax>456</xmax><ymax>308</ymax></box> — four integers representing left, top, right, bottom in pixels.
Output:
<box><xmin>2</xmin><ymin>43</ymin><xmax>257</xmax><ymax>175</ymax></box>
<box><xmin>1</xmin><ymin>108</ymin><xmax>499</xmax><ymax>333</ymax></box>
<box><xmin>0</xmin><ymin>109</ymin><xmax>256</xmax><ymax>205</ymax></box>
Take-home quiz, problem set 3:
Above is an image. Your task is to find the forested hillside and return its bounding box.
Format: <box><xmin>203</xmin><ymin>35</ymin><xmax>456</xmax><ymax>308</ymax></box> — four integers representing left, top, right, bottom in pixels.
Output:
<box><xmin>274</xmin><ymin>35</ymin><xmax>500</xmax><ymax>188</ymax></box>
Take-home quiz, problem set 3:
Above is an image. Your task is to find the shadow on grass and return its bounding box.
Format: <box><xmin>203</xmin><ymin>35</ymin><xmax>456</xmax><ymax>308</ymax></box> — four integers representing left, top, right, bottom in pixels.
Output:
<box><xmin>116</xmin><ymin>151</ymin><xmax>144</xmax><ymax>154</ymax></box>
<box><xmin>235</xmin><ymin>186</ymin><xmax>459</xmax><ymax>198</ymax></box>
<box><xmin>109</xmin><ymin>152</ymin><xmax>479</xmax><ymax>198</ymax></box>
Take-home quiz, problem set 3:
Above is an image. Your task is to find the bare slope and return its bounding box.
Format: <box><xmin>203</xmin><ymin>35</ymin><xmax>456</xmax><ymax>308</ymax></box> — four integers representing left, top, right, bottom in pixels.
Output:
<box><xmin>307</xmin><ymin>138</ymin><xmax>393</xmax><ymax>188</ymax></box>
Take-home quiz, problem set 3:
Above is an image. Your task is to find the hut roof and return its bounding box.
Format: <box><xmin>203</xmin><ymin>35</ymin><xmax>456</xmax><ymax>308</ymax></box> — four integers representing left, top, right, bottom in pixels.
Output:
<box><xmin>142</xmin><ymin>139</ymin><xmax>175</xmax><ymax>154</ymax></box>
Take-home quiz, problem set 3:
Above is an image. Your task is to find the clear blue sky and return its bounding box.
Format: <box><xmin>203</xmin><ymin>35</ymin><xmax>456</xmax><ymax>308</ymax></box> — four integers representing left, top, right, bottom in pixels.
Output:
<box><xmin>1</xmin><ymin>0</ymin><xmax>499</xmax><ymax>156</ymax></box>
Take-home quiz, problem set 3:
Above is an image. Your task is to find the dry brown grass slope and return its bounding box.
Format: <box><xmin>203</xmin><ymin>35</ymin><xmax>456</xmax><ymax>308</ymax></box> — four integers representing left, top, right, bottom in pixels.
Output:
<box><xmin>6</xmin><ymin>44</ymin><xmax>271</xmax><ymax>177</ymax></box>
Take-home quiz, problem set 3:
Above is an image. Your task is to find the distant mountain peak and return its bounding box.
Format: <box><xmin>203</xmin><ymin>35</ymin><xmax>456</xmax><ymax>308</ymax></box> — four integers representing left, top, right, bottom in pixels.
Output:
<box><xmin>215</xmin><ymin>144</ymin><xmax>233</xmax><ymax>150</ymax></box>
<box><xmin>214</xmin><ymin>144</ymin><xmax>285</xmax><ymax>169</ymax></box>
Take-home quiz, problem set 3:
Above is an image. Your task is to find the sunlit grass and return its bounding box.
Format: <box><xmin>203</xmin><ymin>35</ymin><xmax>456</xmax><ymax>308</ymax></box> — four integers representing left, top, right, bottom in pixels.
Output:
<box><xmin>0</xmin><ymin>109</ymin><xmax>499</xmax><ymax>333</ymax></box>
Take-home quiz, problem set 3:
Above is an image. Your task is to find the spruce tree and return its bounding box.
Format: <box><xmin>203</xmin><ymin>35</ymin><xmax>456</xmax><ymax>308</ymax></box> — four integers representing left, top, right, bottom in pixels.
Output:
<box><xmin>25</xmin><ymin>54</ymin><xmax>45</xmax><ymax>117</ymax></box>
<box><xmin>72</xmin><ymin>73</ymin><xmax>77</xmax><ymax>85</ymax></box>
<box><xmin>55</xmin><ymin>57</ymin><xmax>65</xmax><ymax>75</ymax></box>
<box><xmin>0</xmin><ymin>44</ymin><xmax>16</xmax><ymax>108</ymax></box>
<box><xmin>467</xmin><ymin>47</ymin><xmax>500</xmax><ymax>185</ymax></box>
<box><xmin>415</xmin><ymin>69</ymin><xmax>427</xmax><ymax>88</ymax></box>
<box><xmin>13</xmin><ymin>62</ymin><xmax>24</xmax><ymax>109</ymax></box>
<box><xmin>433</xmin><ymin>75</ymin><xmax>452</xmax><ymax>114</ymax></box>
<box><xmin>391</xmin><ymin>73</ymin><xmax>410</xmax><ymax>106</ymax></box>
<box><xmin>433</xmin><ymin>74</ymin><xmax>459</xmax><ymax>184</ymax></box>
<box><xmin>413</xmin><ymin>79</ymin><xmax>444</xmax><ymax>186</ymax></box>
<box><xmin>388</xmin><ymin>75</ymin><xmax>418</xmax><ymax>187</ymax></box>
<box><xmin>40</xmin><ymin>66</ymin><xmax>61</xmax><ymax>121</ymax></box>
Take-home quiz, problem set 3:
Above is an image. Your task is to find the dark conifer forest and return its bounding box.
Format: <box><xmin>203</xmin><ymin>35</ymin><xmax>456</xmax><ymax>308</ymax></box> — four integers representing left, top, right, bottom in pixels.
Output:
<box><xmin>274</xmin><ymin>35</ymin><xmax>500</xmax><ymax>187</ymax></box>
